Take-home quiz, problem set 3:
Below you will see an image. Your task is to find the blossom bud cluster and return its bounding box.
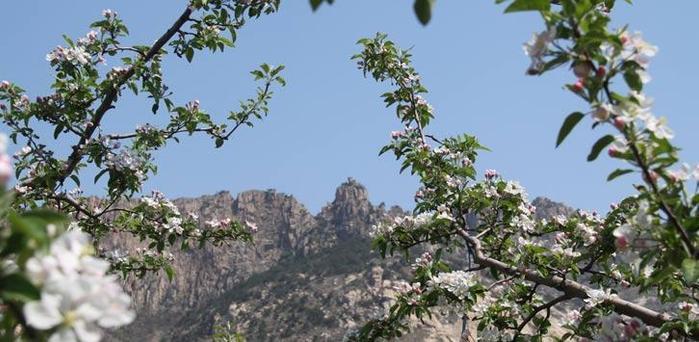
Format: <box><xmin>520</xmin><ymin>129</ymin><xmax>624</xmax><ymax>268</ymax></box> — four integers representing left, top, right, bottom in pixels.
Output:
<box><xmin>411</xmin><ymin>252</ymin><xmax>432</xmax><ymax>270</ymax></box>
<box><xmin>136</xmin><ymin>123</ymin><xmax>157</xmax><ymax>135</ymax></box>
<box><xmin>186</xmin><ymin>99</ymin><xmax>201</xmax><ymax>113</ymax></box>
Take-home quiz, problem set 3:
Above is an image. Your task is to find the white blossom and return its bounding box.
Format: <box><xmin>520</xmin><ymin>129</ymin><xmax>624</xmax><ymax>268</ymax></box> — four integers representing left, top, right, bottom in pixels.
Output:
<box><xmin>585</xmin><ymin>287</ymin><xmax>616</xmax><ymax>308</ymax></box>
<box><xmin>411</xmin><ymin>252</ymin><xmax>432</xmax><ymax>269</ymax></box>
<box><xmin>643</xmin><ymin>115</ymin><xmax>674</xmax><ymax>140</ymax></box>
<box><xmin>102</xmin><ymin>9</ymin><xmax>117</xmax><ymax>19</ymax></box>
<box><xmin>23</xmin><ymin>230</ymin><xmax>134</xmax><ymax>341</ymax></box>
<box><xmin>576</xmin><ymin>222</ymin><xmax>598</xmax><ymax>246</ymax></box>
<box><xmin>427</xmin><ymin>270</ymin><xmax>477</xmax><ymax>300</ymax></box>
<box><xmin>503</xmin><ymin>180</ymin><xmax>526</xmax><ymax>199</ymax></box>
<box><xmin>523</xmin><ymin>27</ymin><xmax>557</xmax><ymax>74</ymax></box>
<box><xmin>564</xmin><ymin>309</ymin><xmax>582</xmax><ymax>326</ymax></box>
<box><xmin>620</xmin><ymin>31</ymin><xmax>658</xmax><ymax>67</ymax></box>
<box><xmin>46</xmin><ymin>46</ymin><xmax>91</xmax><ymax>66</ymax></box>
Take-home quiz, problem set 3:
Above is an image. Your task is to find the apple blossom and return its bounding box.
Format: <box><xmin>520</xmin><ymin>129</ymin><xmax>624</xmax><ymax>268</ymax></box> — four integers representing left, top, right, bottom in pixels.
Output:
<box><xmin>427</xmin><ymin>271</ymin><xmax>477</xmax><ymax>301</ymax></box>
<box><xmin>593</xmin><ymin>103</ymin><xmax>614</xmax><ymax>122</ymax></box>
<box><xmin>584</xmin><ymin>287</ymin><xmax>617</xmax><ymax>308</ymax></box>
<box><xmin>644</xmin><ymin>115</ymin><xmax>674</xmax><ymax>140</ymax></box>
<box><xmin>23</xmin><ymin>230</ymin><xmax>134</xmax><ymax>341</ymax></box>
<box><xmin>523</xmin><ymin>27</ymin><xmax>556</xmax><ymax>74</ymax></box>
<box><xmin>484</xmin><ymin>169</ymin><xmax>498</xmax><ymax>180</ymax></box>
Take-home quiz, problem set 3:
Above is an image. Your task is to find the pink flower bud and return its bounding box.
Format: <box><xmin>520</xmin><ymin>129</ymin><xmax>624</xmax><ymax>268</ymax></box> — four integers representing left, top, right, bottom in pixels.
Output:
<box><xmin>615</xmin><ymin>235</ymin><xmax>629</xmax><ymax>250</ymax></box>
<box><xmin>572</xmin><ymin>79</ymin><xmax>585</xmax><ymax>92</ymax></box>
<box><xmin>624</xmin><ymin>320</ymin><xmax>640</xmax><ymax>337</ymax></box>
<box><xmin>596</xmin><ymin>65</ymin><xmax>606</xmax><ymax>78</ymax></box>
<box><xmin>390</xmin><ymin>130</ymin><xmax>403</xmax><ymax>139</ymax></box>
<box><xmin>0</xmin><ymin>81</ymin><xmax>9</xmax><ymax>90</ymax></box>
<box><xmin>461</xmin><ymin>158</ymin><xmax>472</xmax><ymax>167</ymax></box>
<box><xmin>484</xmin><ymin>169</ymin><xmax>498</xmax><ymax>180</ymax></box>
<box><xmin>608</xmin><ymin>146</ymin><xmax>619</xmax><ymax>157</ymax></box>
<box><xmin>644</xmin><ymin>171</ymin><xmax>659</xmax><ymax>183</ymax></box>
<box><xmin>613</xmin><ymin>117</ymin><xmax>625</xmax><ymax>130</ymax></box>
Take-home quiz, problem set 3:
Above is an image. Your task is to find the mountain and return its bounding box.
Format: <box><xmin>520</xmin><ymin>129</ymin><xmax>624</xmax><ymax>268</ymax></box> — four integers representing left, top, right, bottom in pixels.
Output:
<box><xmin>106</xmin><ymin>178</ymin><xmax>573</xmax><ymax>341</ymax></box>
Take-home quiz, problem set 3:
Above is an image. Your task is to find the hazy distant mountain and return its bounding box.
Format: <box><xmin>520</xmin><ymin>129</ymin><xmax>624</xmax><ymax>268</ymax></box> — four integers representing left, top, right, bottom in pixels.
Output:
<box><xmin>106</xmin><ymin>178</ymin><xmax>573</xmax><ymax>341</ymax></box>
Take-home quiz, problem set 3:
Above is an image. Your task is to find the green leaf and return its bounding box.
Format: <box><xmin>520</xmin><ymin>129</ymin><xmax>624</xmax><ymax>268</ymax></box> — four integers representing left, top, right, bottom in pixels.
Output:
<box><xmin>682</xmin><ymin>258</ymin><xmax>699</xmax><ymax>283</ymax></box>
<box><xmin>53</xmin><ymin>125</ymin><xmax>64</xmax><ymax>139</ymax></box>
<box><xmin>556</xmin><ymin>112</ymin><xmax>585</xmax><ymax>147</ymax></box>
<box><xmin>0</xmin><ymin>274</ymin><xmax>40</xmax><ymax>302</ymax></box>
<box><xmin>9</xmin><ymin>213</ymin><xmax>46</xmax><ymax>241</ymax></box>
<box><xmin>70</xmin><ymin>175</ymin><xmax>81</xmax><ymax>187</ymax></box>
<box><xmin>607</xmin><ymin>168</ymin><xmax>633</xmax><ymax>181</ymax></box>
<box><xmin>623</xmin><ymin>70</ymin><xmax>643</xmax><ymax>92</ymax></box>
<box><xmin>587</xmin><ymin>135</ymin><xmax>615</xmax><ymax>161</ymax></box>
<box><xmin>185</xmin><ymin>48</ymin><xmax>194</xmax><ymax>63</ymax></box>
<box><xmin>94</xmin><ymin>169</ymin><xmax>109</xmax><ymax>184</ymax></box>
<box><xmin>413</xmin><ymin>0</ymin><xmax>434</xmax><ymax>26</ymax></box>
<box><xmin>164</xmin><ymin>264</ymin><xmax>175</xmax><ymax>282</ymax></box>
<box><xmin>505</xmin><ymin>0</ymin><xmax>550</xmax><ymax>13</ymax></box>
<box><xmin>309</xmin><ymin>0</ymin><xmax>323</xmax><ymax>10</ymax></box>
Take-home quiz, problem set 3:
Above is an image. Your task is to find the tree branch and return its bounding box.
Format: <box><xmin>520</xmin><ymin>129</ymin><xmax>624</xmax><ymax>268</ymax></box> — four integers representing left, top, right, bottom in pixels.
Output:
<box><xmin>513</xmin><ymin>294</ymin><xmax>572</xmax><ymax>339</ymax></box>
<box><xmin>22</xmin><ymin>5</ymin><xmax>196</xmax><ymax>190</ymax></box>
<box><xmin>456</xmin><ymin>228</ymin><xmax>674</xmax><ymax>329</ymax></box>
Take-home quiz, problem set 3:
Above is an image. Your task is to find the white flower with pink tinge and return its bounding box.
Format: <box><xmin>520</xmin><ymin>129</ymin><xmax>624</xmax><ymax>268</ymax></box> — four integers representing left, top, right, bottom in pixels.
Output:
<box><xmin>428</xmin><ymin>270</ymin><xmax>477</xmax><ymax>301</ymax></box>
<box><xmin>523</xmin><ymin>27</ymin><xmax>557</xmax><ymax>74</ymax></box>
<box><xmin>23</xmin><ymin>230</ymin><xmax>134</xmax><ymax>342</ymax></box>
<box><xmin>584</xmin><ymin>287</ymin><xmax>617</xmax><ymax>308</ymax></box>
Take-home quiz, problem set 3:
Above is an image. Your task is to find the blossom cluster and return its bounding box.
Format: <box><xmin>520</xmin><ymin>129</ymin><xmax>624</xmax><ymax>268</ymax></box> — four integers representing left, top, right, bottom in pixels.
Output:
<box><xmin>427</xmin><ymin>271</ymin><xmax>477</xmax><ymax>301</ymax></box>
<box><xmin>23</xmin><ymin>230</ymin><xmax>134</xmax><ymax>341</ymax></box>
<box><xmin>46</xmin><ymin>45</ymin><xmax>91</xmax><ymax>66</ymax></box>
<box><xmin>141</xmin><ymin>190</ymin><xmax>185</xmax><ymax>235</ymax></box>
<box><xmin>370</xmin><ymin>212</ymin><xmax>434</xmax><ymax>237</ymax></box>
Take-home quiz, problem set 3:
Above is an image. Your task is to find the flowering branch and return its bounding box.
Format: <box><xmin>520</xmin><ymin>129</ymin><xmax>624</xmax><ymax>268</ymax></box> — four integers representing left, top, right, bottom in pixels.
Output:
<box><xmin>350</xmin><ymin>2</ymin><xmax>699</xmax><ymax>337</ymax></box>
<box><xmin>457</xmin><ymin>228</ymin><xmax>671</xmax><ymax>328</ymax></box>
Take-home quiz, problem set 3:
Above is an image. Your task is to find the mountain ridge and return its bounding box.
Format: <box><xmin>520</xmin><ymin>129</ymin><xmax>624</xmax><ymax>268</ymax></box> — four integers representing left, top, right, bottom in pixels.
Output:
<box><xmin>107</xmin><ymin>178</ymin><xmax>572</xmax><ymax>341</ymax></box>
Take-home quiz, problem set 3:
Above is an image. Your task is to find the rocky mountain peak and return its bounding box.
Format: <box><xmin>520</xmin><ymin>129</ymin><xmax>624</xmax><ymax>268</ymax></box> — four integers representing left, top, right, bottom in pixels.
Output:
<box><xmin>531</xmin><ymin>196</ymin><xmax>575</xmax><ymax>219</ymax></box>
<box><xmin>321</xmin><ymin>177</ymin><xmax>374</xmax><ymax>238</ymax></box>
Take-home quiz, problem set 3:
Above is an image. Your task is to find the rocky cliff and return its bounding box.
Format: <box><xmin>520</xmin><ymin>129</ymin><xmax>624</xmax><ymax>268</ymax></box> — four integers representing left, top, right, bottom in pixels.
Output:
<box><xmin>107</xmin><ymin>179</ymin><xmax>572</xmax><ymax>341</ymax></box>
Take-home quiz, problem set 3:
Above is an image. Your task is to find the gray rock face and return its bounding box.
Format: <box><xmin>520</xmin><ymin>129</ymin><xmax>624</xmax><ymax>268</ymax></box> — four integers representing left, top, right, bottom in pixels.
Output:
<box><xmin>108</xmin><ymin>181</ymin><xmax>572</xmax><ymax>341</ymax></box>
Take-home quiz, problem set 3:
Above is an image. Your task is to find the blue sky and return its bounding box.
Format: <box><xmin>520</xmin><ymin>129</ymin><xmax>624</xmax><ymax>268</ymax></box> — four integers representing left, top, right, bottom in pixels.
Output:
<box><xmin>0</xmin><ymin>1</ymin><xmax>697</xmax><ymax>214</ymax></box>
